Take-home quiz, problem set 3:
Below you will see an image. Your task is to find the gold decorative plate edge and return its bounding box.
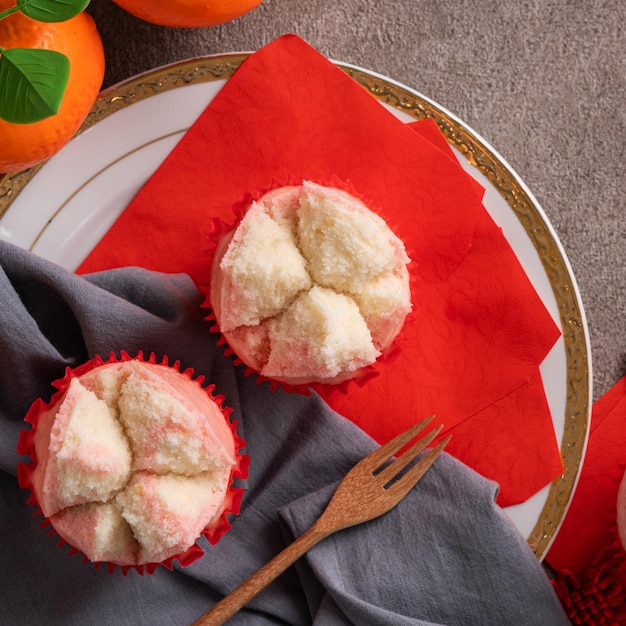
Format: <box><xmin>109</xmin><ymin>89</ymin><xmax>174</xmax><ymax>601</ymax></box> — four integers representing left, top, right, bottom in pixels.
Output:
<box><xmin>0</xmin><ymin>54</ymin><xmax>590</xmax><ymax>560</ymax></box>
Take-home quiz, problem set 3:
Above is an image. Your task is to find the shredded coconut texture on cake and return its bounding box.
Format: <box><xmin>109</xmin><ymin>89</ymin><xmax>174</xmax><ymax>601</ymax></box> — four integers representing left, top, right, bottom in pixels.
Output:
<box><xmin>49</xmin><ymin>378</ymin><xmax>131</xmax><ymax>512</ymax></box>
<box><xmin>219</xmin><ymin>202</ymin><xmax>312</xmax><ymax>330</ymax></box>
<box><xmin>264</xmin><ymin>286</ymin><xmax>379</xmax><ymax>379</ymax></box>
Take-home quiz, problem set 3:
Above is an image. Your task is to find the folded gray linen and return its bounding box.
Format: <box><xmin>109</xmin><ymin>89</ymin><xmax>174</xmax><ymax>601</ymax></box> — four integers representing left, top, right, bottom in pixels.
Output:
<box><xmin>0</xmin><ymin>240</ymin><xmax>569</xmax><ymax>625</ymax></box>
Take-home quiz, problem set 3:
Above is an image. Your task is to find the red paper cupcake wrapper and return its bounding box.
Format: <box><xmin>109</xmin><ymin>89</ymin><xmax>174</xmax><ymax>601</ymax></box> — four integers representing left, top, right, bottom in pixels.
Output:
<box><xmin>198</xmin><ymin>175</ymin><xmax>414</xmax><ymax>397</ymax></box>
<box><xmin>17</xmin><ymin>350</ymin><xmax>248</xmax><ymax>575</ymax></box>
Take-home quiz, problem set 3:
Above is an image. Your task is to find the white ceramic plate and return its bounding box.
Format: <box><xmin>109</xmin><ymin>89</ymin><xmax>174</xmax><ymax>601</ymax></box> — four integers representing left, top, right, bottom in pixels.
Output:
<box><xmin>0</xmin><ymin>55</ymin><xmax>592</xmax><ymax>559</ymax></box>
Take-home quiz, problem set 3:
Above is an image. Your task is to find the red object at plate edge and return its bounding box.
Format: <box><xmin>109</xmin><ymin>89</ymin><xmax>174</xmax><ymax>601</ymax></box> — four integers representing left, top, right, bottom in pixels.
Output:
<box><xmin>545</xmin><ymin>376</ymin><xmax>626</xmax><ymax>623</ymax></box>
<box><xmin>547</xmin><ymin>376</ymin><xmax>626</xmax><ymax>577</ymax></box>
<box><xmin>77</xmin><ymin>34</ymin><xmax>562</xmax><ymax>508</ymax></box>
<box><xmin>16</xmin><ymin>350</ymin><xmax>248</xmax><ymax>575</ymax></box>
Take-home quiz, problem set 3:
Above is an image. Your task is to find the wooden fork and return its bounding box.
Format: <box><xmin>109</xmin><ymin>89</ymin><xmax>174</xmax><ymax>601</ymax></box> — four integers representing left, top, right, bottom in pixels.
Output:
<box><xmin>192</xmin><ymin>416</ymin><xmax>450</xmax><ymax>626</ymax></box>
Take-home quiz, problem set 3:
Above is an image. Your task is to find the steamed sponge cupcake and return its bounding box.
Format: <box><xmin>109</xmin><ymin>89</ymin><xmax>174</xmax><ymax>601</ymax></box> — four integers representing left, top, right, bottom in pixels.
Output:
<box><xmin>209</xmin><ymin>180</ymin><xmax>412</xmax><ymax>386</ymax></box>
<box><xmin>18</xmin><ymin>353</ymin><xmax>246</xmax><ymax>572</ymax></box>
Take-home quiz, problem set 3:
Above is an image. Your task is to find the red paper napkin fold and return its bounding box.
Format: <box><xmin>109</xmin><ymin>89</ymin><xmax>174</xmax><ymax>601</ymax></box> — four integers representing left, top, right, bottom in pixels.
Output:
<box><xmin>547</xmin><ymin>376</ymin><xmax>626</xmax><ymax>576</ymax></box>
<box><xmin>545</xmin><ymin>376</ymin><xmax>626</xmax><ymax>622</ymax></box>
<box><xmin>78</xmin><ymin>35</ymin><xmax>562</xmax><ymax>507</ymax></box>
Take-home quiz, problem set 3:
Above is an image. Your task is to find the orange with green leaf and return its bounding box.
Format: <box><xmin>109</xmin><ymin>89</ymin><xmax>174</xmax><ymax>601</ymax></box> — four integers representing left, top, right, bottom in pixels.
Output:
<box><xmin>0</xmin><ymin>0</ymin><xmax>104</xmax><ymax>173</ymax></box>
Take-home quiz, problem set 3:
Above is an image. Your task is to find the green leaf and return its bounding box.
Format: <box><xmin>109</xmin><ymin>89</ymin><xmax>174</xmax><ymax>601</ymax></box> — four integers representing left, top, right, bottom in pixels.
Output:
<box><xmin>0</xmin><ymin>47</ymin><xmax>70</xmax><ymax>123</ymax></box>
<box><xmin>17</xmin><ymin>0</ymin><xmax>91</xmax><ymax>23</ymax></box>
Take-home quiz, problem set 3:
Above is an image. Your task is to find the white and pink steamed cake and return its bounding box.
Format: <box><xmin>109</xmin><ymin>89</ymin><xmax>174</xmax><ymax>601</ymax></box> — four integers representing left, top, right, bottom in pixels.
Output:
<box><xmin>209</xmin><ymin>180</ymin><xmax>412</xmax><ymax>386</ymax></box>
<box><xmin>20</xmin><ymin>356</ymin><xmax>244</xmax><ymax>569</ymax></box>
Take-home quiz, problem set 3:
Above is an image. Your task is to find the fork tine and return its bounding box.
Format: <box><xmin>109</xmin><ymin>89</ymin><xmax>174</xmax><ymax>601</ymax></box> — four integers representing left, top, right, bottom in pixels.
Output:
<box><xmin>364</xmin><ymin>416</ymin><xmax>435</xmax><ymax>471</ymax></box>
<box><xmin>386</xmin><ymin>435</ymin><xmax>451</xmax><ymax>497</ymax></box>
<box><xmin>376</xmin><ymin>423</ymin><xmax>443</xmax><ymax>486</ymax></box>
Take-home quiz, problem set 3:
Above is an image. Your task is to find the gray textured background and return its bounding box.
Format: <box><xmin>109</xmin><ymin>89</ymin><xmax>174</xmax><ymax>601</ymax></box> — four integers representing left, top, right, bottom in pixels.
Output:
<box><xmin>88</xmin><ymin>0</ymin><xmax>625</xmax><ymax>401</ymax></box>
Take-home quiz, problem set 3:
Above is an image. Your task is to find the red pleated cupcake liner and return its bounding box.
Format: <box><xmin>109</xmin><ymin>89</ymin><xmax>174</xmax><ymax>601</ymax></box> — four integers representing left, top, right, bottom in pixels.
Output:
<box><xmin>198</xmin><ymin>175</ymin><xmax>414</xmax><ymax>398</ymax></box>
<box><xmin>17</xmin><ymin>350</ymin><xmax>248</xmax><ymax>575</ymax></box>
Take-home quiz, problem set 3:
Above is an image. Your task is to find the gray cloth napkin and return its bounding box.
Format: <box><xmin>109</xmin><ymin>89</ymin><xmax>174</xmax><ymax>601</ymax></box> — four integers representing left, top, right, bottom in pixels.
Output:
<box><xmin>0</xmin><ymin>240</ymin><xmax>569</xmax><ymax>625</ymax></box>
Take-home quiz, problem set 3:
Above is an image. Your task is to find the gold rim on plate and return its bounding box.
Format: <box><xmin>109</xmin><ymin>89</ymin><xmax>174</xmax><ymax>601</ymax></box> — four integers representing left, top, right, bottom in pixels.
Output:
<box><xmin>0</xmin><ymin>54</ymin><xmax>590</xmax><ymax>560</ymax></box>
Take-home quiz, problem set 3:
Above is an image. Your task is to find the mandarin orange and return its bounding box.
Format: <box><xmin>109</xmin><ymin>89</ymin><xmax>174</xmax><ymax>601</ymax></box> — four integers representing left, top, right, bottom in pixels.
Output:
<box><xmin>112</xmin><ymin>0</ymin><xmax>263</xmax><ymax>28</ymax></box>
<box><xmin>0</xmin><ymin>2</ymin><xmax>105</xmax><ymax>173</ymax></box>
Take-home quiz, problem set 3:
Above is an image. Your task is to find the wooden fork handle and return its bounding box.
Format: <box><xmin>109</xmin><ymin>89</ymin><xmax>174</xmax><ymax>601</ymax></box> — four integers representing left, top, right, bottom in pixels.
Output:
<box><xmin>191</xmin><ymin>524</ymin><xmax>330</xmax><ymax>625</ymax></box>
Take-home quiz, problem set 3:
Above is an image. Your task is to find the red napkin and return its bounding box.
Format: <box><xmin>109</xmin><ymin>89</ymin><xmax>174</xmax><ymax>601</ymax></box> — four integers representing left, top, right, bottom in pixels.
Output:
<box><xmin>324</xmin><ymin>119</ymin><xmax>563</xmax><ymax>505</ymax></box>
<box><xmin>78</xmin><ymin>35</ymin><xmax>562</xmax><ymax>507</ymax></box>
<box><xmin>547</xmin><ymin>377</ymin><xmax>626</xmax><ymax>576</ymax></box>
<box><xmin>545</xmin><ymin>376</ymin><xmax>626</xmax><ymax>622</ymax></box>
